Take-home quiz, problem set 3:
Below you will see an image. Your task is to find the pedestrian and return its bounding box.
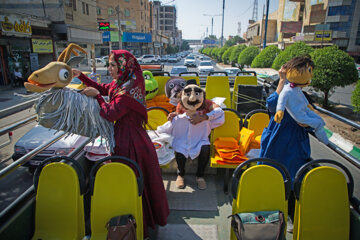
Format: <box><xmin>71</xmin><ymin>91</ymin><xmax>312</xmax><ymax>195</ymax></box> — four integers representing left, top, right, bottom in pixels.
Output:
<box><xmin>72</xmin><ymin>50</ymin><xmax>169</xmax><ymax>238</ymax></box>
<box><xmin>14</xmin><ymin>67</ymin><xmax>24</xmax><ymax>87</ymax></box>
<box><xmin>259</xmin><ymin>63</ymin><xmax>313</xmax><ymax>233</ymax></box>
<box><xmin>89</xmin><ymin>65</ymin><xmax>97</xmax><ymax>81</ymax></box>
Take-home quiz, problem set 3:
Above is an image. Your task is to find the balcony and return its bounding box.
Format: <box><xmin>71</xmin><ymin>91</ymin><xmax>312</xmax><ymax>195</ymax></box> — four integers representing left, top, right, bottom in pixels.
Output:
<box><xmin>328</xmin><ymin>0</ymin><xmax>352</xmax><ymax>7</ymax></box>
<box><xmin>326</xmin><ymin>15</ymin><xmax>350</xmax><ymax>22</ymax></box>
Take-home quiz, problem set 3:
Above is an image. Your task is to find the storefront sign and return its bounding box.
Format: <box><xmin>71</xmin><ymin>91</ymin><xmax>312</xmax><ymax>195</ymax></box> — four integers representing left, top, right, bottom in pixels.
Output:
<box><xmin>98</xmin><ymin>22</ymin><xmax>110</xmax><ymax>31</ymax></box>
<box><xmin>315</xmin><ymin>30</ymin><xmax>332</xmax><ymax>41</ymax></box>
<box><xmin>110</xmin><ymin>31</ymin><xmax>119</xmax><ymax>42</ymax></box>
<box><xmin>102</xmin><ymin>31</ymin><xmax>110</xmax><ymax>42</ymax></box>
<box><xmin>122</xmin><ymin>32</ymin><xmax>152</xmax><ymax>43</ymax></box>
<box><xmin>30</xmin><ymin>53</ymin><xmax>39</xmax><ymax>71</ymax></box>
<box><xmin>32</xmin><ymin>39</ymin><xmax>53</xmax><ymax>53</ymax></box>
<box><xmin>0</xmin><ymin>15</ymin><xmax>32</xmax><ymax>37</ymax></box>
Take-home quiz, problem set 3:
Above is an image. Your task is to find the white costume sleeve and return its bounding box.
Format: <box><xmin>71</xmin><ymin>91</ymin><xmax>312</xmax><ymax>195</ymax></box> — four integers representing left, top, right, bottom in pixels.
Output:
<box><xmin>156</xmin><ymin>121</ymin><xmax>174</xmax><ymax>135</ymax></box>
<box><xmin>209</xmin><ymin>108</ymin><xmax>225</xmax><ymax>129</ymax></box>
<box><xmin>206</xmin><ymin>107</ymin><xmax>224</xmax><ymax>120</ymax></box>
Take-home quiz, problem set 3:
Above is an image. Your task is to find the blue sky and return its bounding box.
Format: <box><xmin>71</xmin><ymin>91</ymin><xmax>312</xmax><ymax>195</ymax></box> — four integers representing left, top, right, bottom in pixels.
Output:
<box><xmin>161</xmin><ymin>0</ymin><xmax>278</xmax><ymax>40</ymax></box>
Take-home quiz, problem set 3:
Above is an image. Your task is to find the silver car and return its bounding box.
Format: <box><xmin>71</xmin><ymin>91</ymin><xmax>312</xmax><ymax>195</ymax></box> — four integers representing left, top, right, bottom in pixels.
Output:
<box><xmin>12</xmin><ymin>125</ymin><xmax>88</xmax><ymax>172</ymax></box>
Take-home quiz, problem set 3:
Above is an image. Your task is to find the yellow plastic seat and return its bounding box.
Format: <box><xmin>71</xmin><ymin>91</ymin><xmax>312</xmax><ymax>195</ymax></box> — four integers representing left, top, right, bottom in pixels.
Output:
<box><xmin>244</xmin><ymin>109</ymin><xmax>270</xmax><ymax>144</ymax></box>
<box><xmin>89</xmin><ymin>156</ymin><xmax>143</xmax><ymax>240</ymax></box>
<box><xmin>146</xmin><ymin>107</ymin><xmax>169</xmax><ymax>130</ymax></box>
<box><xmin>231</xmin><ymin>73</ymin><xmax>257</xmax><ymax>109</ymax></box>
<box><xmin>33</xmin><ymin>157</ymin><xmax>85</xmax><ymax>240</ymax></box>
<box><xmin>293</xmin><ymin>159</ymin><xmax>353</xmax><ymax>240</ymax></box>
<box><xmin>205</xmin><ymin>76</ymin><xmax>231</xmax><ymax>108</ymax></box>
<box><xmin>153</xmin><ymin>75</ymin><xmax>171</xmax><ymax>95</ymax></box>
<box><xmin>210</xmin><ymin>108</ymin><xmax>242</xmax><ymax>169</ymax></box>
<box><xmin>231</xmin><ymin>158</ymin><xmax>291</xmax><ymax>240</ymax></box>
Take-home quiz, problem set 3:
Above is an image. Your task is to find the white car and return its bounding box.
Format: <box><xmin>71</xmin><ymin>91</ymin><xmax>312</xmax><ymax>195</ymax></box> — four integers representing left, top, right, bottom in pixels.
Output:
<box><xmin>139</xmin><ymin>55</ymin><xmax>158</xmax><ymax>64</ymax></box>
<box><xmin>184</xmin><ymin>56</ymin><xmax>196</xmax><ymax>67</ymax></box>
<box><xmin>224</xmin><ymin>67</ymin><xmax>241</xmax><ymax>76</ymax></box>
<box><xmin>170</xmin><ymin>66</ymin><xmax>188</xmax><ymax>76</ymax></box>
<box><xmin>197</xmin><ymin>61</ymin><xmax>214</xmax><ymax>76</ymax></box>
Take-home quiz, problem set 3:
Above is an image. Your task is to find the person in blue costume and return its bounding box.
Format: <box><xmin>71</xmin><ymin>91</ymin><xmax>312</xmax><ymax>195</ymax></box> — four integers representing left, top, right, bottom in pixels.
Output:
<box><xmin>259</xmin><ymin>65</ymin><xmax>312</xmax><ymax>233</ymax></box>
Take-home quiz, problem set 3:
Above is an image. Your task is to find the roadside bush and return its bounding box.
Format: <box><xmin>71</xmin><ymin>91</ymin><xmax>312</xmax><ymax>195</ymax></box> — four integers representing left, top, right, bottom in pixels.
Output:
<box><xmin>217</xmin><ymin>46</ymin><xmax>229</xmax><ymax>62</ymax></box>
<box><xmin>210</xmin><ymin>47</ymin><xmax>218</xmax><ymax>58</ymax></box>
<box><xmin>230</xmin><ymin>45</ymin><xmax>246</xmax><ymax>66</ymax></box>
<box><xmin>222</xmin><ymin>46</ymin><xmax>235</xmax><ymax>64</ymax></box>
<box><xmin>352</xmin><ymin>80</ymin><xmax>360</xmax><ymax>112</ymax></box>
<box><xmin>251</xmin><ymin>45</ymin><xmax>280</xmax><ymax>68</ymax></box>
<box><xmin>311</xmin><ymin>45</ymin><xmax>358</xmax><ymax>108</ymax></box>
<box><xmin>272</xmin><ymin>42</ymin><xmax>314</xmax><ymax>70</ymax></box>
<box><xmin>237</xmin><ymin>46</ymin><xmax>260</xmax><ymax>68</ymax></box>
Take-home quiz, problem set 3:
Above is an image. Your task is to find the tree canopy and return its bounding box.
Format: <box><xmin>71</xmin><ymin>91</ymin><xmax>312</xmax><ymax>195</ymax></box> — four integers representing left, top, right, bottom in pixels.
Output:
<box><xmin>229</xmin><ymin>45</ymin><xmax>246</xmax><ymax>66</ymax></box>
<box><xmin>251</xmin><ymin>45</ymin><xmax>280</xmax><ymax>68</ymax></box>
<box><xmin>272</xmin><ymin>42</ymin><xmax>314</xmax><ymax>70</ymax></box>
<box><xmin>238</xmin><ymin>46</ymin><xmax>260</xmax><ymax>67</ymax></box>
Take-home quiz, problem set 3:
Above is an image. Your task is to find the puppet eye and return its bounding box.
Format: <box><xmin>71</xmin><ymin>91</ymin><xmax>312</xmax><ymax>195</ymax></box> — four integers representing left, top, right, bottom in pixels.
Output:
<box><xmin>186</xmin><ymin>92</ymin><xmax>191</xmax><ymax>97</ymax></box>
<box><xmin>195</xmin><ymin>92</ymin><xmax>200</xmax><ymax>96</ymax></box>
<box><xmin>169</xmin><ymin>83</ymin><xmax>175</xmax><ymax>88</ymax></box>
<box><xmin>180</xmin><ymin>82</ymin><xmax>186</xmax><ymax>87</ymax></box>
<box><xmin>308</xmin><ymin>67</ymin><xmax>312</xmax><ymax>73</ymax></box>
<box><xmin>59</xmin><ymin>69</ymin><xmax>70</xmax><ymax>81</ymax></box>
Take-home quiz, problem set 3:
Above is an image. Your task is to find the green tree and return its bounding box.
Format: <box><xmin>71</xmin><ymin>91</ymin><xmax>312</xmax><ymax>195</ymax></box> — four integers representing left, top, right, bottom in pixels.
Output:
<box><xmin>180</xmin><ymin>41</ymin><xmax>190</xmax><ymax>51</ymax></box>
<box><xmin>251</xmin><ymin>45</ymin><xmax>280</xmax><ymax>68</ymax></box>
<box><xmin>222</xmin><ymin>46</ymin><xmax>235</xmax><ymax>64</ymax></box>
<box><xmin>217</xmin><ymin>46</ymin><xmax>229</xmax><ymax>62</ymax></box>
<box><xmin>230</xmin><ymin>45</ymin><xmax>246</xmax><ymax>66</ymax></box>
<box><xmin>238</xmin><ymin>46</ymin><xmax>260</xmax><ymax>67</ymax></box>
<box><xmin>352</xmin><ymin>80</ymin><xmax>360</xmax><ymax>112</ymax></box>
<box><xmin>272</xmin><ymin>42</ymin><xmax>314</xmax><ymax>70</ymax></box>
<box><xmin>311</xmin><ymin>45</ymin><xmax>358</xmax><ymax>108</ymax></box>
<box><xmin>224</xmin><ymin>36</ymin><xmax>245</xmax><ymax>47</ymax></box>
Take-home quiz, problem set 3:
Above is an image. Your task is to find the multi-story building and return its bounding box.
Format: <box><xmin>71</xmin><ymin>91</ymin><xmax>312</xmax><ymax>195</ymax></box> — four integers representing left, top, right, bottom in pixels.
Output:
<box><xmin>158</xmin><ymin>3</ymin><xmax>177</xmax><ymax>45</ymax></box>
<box><xmin>150</xmin><ymin>0</ymin><xmax>170</xmax><ymax>55</ymax></box>
<box><xmin>95</xmin><ymin>0</ymin><xmax>152</xmax><ymax>57</ymax></box>
<box><xmin>0</xmin><ymin>0</ymin><xmax>101</xmax><ymax>86</ymax></box>
<box><xmin>246</xmin><ymin>10</ymin><xmax>278</xmax><ymax>47</ymax></box>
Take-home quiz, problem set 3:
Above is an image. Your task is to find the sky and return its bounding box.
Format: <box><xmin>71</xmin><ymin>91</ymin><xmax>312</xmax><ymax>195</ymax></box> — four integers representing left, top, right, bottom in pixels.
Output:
<box><xmin>159</xmin><ymin>0</ymin><xmax>278</xmax><ymax>40</ymax></box>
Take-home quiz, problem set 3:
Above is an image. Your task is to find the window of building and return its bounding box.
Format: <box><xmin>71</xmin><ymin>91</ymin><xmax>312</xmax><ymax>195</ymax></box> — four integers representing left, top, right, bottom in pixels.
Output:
<box><xmin>82</xmin><ymin>2</ymin><xmax>85</xmax><ymax>14</ymax></box>
<box><xmin>328</xmin><ymin>5</ymin><xmax>352</xmax><ymax>16</ymax></box>
<box><xmin>86</xmin><ymin>4</ymin><xmax>89</xmax><ymax>15</ymax></box>
<box><xmin>108</xmin><ymin>8</ymin><xmax>114</xmax><ymax>15</ymax></box>
<box><xmin>73</xmin><ymin>0</ymin><xmax>76</xmax><ymax>11</ymax></box>
<box><xmin>65</xmin><ymin>0</ymin><xmax>72</xmax><ymax>7</ymax></box>
<box><xmin>97</xmin><ymin>7</ymin><xmax>101</xmax><ymax>15</ymax></box>
<box><xmin>125</xmin><ymin>9</ymin><xmax>130</xmax><ymax>17</ymax></box>
<box><xmin>356</xmin><ymin>18</ymin><xmax>360</xmax><ymax>45</ymax></box>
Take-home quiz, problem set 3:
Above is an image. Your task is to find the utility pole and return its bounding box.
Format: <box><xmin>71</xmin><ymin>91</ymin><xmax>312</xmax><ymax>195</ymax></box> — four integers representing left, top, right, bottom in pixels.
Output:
<box><xmin>221</xmin><ymin>0</ymin><xmax>225</xmax><ymax>47</ymax></box>
<box><xmin>263</xmin><ymin>0</ymin><xmax>270</xmax><ymax>48</ymax></box>
<box><xmin>115</xmin><ymin>6</ymin><xmax>122</xmax><ymax>50</ymax></box>
<box><xmin>203</xmin><ymin>13</ymin><xmax>221</xmax><ymax>37</ymax></box>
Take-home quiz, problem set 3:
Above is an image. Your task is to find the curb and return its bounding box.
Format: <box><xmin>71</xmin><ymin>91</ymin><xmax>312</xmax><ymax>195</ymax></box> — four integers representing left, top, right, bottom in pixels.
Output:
<box><xmin>324</xmin><ymin>128</ymin><xmax>360</xmax><ymax>161</ymax></box>
<box><xmin>0</xmin><ymin>98</ymin><xmax>38</xmax><ymax>119</ymax></box>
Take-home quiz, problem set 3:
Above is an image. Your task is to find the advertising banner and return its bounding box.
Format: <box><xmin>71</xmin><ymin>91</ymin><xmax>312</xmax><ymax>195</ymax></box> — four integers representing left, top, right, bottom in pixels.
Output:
<box><xmin>315</xmin><ymin>30</ymin><xmax>332</xmax><ymax>41</ymax></box>
<box><xmin>122</xmin><ymin>32</ymin><xmax>152</xmax><ymax>43</ymax></box>
<box><xmin>0</xmin><ymin>15</ymin><xmax>32</xmax><ymax>37</ymax></box>
<box><xmin>281</xmin><ymin>21</ymin><xmax>303</xmax><ymax>33</ymax></box>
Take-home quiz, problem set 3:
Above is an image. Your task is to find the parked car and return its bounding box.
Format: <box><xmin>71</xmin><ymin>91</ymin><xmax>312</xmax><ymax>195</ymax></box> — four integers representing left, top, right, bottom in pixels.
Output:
<box><xmin>170</xmin><ymin>66</ymin><xmax>188</xmax><ymax>76</ymax></box>
<box><xmin>167</xmin><ymin>55</ymin><xmax>178</xmax><ymax>63</ymax></box>
<box><xmin>67</xmin><ymin>72</ymin><xmax>100</xmax><ymax>90</ymax></box>
<box><xmin>160</xmin><ymin>55</ymin><xmax>168</xmax><ymax>62</ymax></box>
<box><xmin>184</xmin><ymin>56</ymin><xmax>196</xmax><ymax>67</ymax></box>
<box><xmin>95</xmin><ymin>58</ymin><xmax>106</xmax><ymax>67</ymax></box>
<box><xmin>224</xmin><ymin>67</ymin><xmax>241</xmax><ymax>76</ymax></box>
<box><xmin>197</xmin><ymin>61</ymin><xmax>214</xmax><ymax>76</ymax></box>
<box><xmin>12</xmin><ymin>125</ymin><xmax>88</xmax><ymax>173</ymax></box>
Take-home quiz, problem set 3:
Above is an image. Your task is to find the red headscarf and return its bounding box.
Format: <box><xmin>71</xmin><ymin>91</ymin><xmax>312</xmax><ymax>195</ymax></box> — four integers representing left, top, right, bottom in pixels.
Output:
<box><xmin>111</xmin><ymin>50</ymin><xmax>146</xmax><ymax>107</ymax></box>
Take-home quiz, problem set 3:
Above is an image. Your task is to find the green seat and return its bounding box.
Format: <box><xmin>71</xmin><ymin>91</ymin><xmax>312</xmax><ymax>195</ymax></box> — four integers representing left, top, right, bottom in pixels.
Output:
<box><xmin>89</xmin><ymin>156</ymin><xmax>144</xmax><ymax>240</ymax></box>
<box><xmin>293</xmin><ymin>159</ymin><xmax>353</xmax><ymax>240</ymax></box>
<box><xmin>33</xmin><ymin>156</ymin><xmax>85</xmax><ymax>240</ymax></box>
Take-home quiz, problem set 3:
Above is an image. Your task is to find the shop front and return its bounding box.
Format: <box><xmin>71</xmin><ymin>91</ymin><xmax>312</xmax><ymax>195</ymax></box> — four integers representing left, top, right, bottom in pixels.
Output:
<box><xmin>122</xmin><ymin>32</ymin><xmax>152</xmax><ymax>56</ymax></box>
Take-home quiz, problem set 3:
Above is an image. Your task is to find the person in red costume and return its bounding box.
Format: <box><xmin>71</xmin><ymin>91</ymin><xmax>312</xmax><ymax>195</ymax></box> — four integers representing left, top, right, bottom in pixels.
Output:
<box><xmin>72</xmin><ymin>50</ymin><xmax>169</xmax><ymax>237</ymax></box>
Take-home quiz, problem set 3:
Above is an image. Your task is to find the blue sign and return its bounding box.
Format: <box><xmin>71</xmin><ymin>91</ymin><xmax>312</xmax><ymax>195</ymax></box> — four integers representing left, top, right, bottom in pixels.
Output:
<box><xmin>122</xmin><ymin>32</ymin><xmax>152</xmax><ymax>43</ymax></box>
<box><xmin>202</xmin><ymin>39</ymin><xmax>216</xmax><ymax>44</ymax></box>
<box><xmin>102</xmin><ymin>31</ymin><xmax>110</xmax><ymax>42</ymax></box>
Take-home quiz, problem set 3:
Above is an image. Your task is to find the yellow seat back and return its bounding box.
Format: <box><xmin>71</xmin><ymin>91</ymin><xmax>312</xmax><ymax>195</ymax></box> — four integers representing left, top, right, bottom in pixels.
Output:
<box><xmin>153</xmin><ymin>76</ymin><xmax>171</xmax><ymax>95</ymax></box>
<box><xmin>294</xmin><ymin>166</ymin><xmax>350</xmax><ymax>240</ymax></box>
<box><xmin>210</xmin><ymin>110</ymin><xmax>241</xmax><ymax>168</ymax></box>
<box><xmin>246</xmin><ymin>112</ymin><xmax>270</xmax><ymax>137</ymax></box>
<box><xmin>231</xmin><ymin>159</ymin><xmax>289</xmax><ymax>240</ymax></box>
<box><xmin>90</xmin><ymin>162</ymin><xmax>143</xmax><ymax>240</ymax></box>
<box><xmin>33</xmin><ymin>162</ymin><xmax>85</xmax><ymax>240</ymax></box>
<box><xmin>179</xmin><ymin>76</ymin><xmax>200</xmax><ymax>86</ymax></box>
<box><xmin>232</xmin><ymin>75</ymin><xmax>257</xmax><ymax>109</ymax></box>
<box><xmin>205</xmin><ymin>76</ymin><xmax>231</xmax><ymax>108</ymax></box>
<box><xmin>146</xmin><ymin>107</ymin><xmax>169</xmax><ymax>130</ymax></box>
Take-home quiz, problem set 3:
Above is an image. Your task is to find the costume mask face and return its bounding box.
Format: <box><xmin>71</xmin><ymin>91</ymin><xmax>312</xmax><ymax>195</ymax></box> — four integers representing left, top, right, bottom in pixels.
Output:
<box><xmin>286</xmin><ymin>63</ymin><xmax>313</xmax><ymax>86</ymax></box>
<box><xmin>165</xmin><ymin>77</ymin><xmax>187</xmax><ymax>106</ymax></box>
<box><xmin>181</xmin><ymin>84</ymin><xmax>204</xmax><ymax>111</ymax></box>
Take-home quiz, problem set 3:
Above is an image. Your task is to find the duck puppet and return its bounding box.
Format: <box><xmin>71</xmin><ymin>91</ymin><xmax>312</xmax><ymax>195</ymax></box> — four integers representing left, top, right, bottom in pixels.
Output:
<box><xmin>274</xmin><ymin>56</ymin><xmax>328</xmax><ymax>145</ymax></box>
<box><xmin>24</xmin><ymin>43</ymin><xmax>115</xmax><ymax>150</ymax></box>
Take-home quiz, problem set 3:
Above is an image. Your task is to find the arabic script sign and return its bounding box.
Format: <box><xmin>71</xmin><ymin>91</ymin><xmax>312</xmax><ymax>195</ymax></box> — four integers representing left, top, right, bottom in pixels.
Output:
<box><xmin>32</xmin><ymin>39</ymin><xmax>53</xmax><ymax>53</ymax></box>
<box><xmin>0</xmin><ymin>15</ymin><xmax>32</xmax><ymax>37</ymax></box>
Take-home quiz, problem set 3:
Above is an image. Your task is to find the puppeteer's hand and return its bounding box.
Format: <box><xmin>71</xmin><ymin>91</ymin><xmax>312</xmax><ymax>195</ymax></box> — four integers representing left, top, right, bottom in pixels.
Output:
<box><xmin>189</xmin><ymin>112</ymin><xmax>208</xmax><ymax>125</ymax></box>
<box><xmin>274</xmin><ymin>110</ymin><xmax>284</xmax><ymax>123</ymax></box>
<box><xmin>307</xmin><ymin>104</ymin><xmax>315</xmax><ymax>111</ymax></box>
<box><xmin>167</xmin><ymin>112</ymin><xmax>177</xmax><ymax>122</ymax></box>
<box><xmin>72</xmin><ymin>69</ymin><xmax>81</xmax><ymax>78</ymax></box>
<box><xmin>80</xmin><ymin>87</ymin><xmax>100</xmax><ymax>97</ymax></box>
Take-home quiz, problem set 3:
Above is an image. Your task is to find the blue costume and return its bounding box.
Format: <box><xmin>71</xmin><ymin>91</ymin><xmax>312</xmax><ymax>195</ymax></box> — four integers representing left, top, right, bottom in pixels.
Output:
<box><xmin>260</xmin><ymin>92</ymin><xmax>311</xmax><ymax>184</ymax></box>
